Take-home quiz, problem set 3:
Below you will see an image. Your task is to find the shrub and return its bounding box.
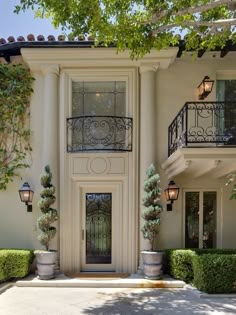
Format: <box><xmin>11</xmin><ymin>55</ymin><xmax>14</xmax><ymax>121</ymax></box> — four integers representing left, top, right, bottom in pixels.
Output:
<box><xmin>165</xmin><ymin>249</ymin><xmax>196</xmax><ymax>283</ymax></box>
<box><xmin>192</xmin><ymin>254</ymin><xmax>236</xmax><ymax>293</ymax></box>
<box><xmin>141</xmin><ymin>164</ymin><xmax>163</xmax><ymax>251</ymax></box>
<box><xmin>194</xmin><ymin>248</ymin><xmax>236</xmax><ymax>255</ymax></box>
<box><xmin>0</xmin><ymin>251</ymin><xmax>8</xmax><ymax>281</ymax></box>
<box><xmin>37</xmin><ymin>165</ymin><xmax>58</xmax><ymax>250</ymax></box>
<box><xmin>0</xmin><ymin>249</ymin><xmax>34</xmax><ymax>282</ymax></box>
<box><xmin>165</xmin><ymin>248</ymin><xmax>236</xmax><ymax>284</ymax></box>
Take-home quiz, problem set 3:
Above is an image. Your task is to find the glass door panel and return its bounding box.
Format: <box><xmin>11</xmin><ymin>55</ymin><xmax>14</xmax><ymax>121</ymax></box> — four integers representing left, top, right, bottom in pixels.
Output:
<box><xmin>203</xmin><ymin>192</ymin><xmax>217</xmax><ymax>249</ymax></box>
<box><xmin>185</xmin><ymin>191</ymin><xmax>217</xmax><ymax>249</ymax></box>
<box><xmin>185</xmin><ymin>192</ymin><xmax>199</xmax><ymax>248</ymax></box>
<box><xmin>86</xmin><ymin>193</ymin><xmax>112</xmax><ymax>264</ymax></box>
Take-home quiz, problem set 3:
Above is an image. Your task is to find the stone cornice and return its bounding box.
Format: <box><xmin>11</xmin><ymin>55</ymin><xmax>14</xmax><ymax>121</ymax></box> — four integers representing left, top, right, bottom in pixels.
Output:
<box><xmin>41</xmin><ymin>64</ymin><xmax>60</xmax><ymax>76</ymax></box>
<box><xmin>21</xmin><ymin>47</ymin><xmax>178</xmax><ymax>71</ymax></box>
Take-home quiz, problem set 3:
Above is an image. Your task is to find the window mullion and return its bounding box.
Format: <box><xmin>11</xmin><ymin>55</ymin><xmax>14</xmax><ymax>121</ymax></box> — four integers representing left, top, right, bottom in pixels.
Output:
<box><xmin>199</xmin><ymin>191</ymin><xmax>204</xmax><ymax>249</ymax></box>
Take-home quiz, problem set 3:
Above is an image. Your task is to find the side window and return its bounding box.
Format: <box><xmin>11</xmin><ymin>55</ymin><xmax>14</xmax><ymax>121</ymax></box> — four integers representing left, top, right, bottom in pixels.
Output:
<box><xmin>216</xmin><ymin>80</ymin><xmax>236</xmax><ymax>143</ymax></box>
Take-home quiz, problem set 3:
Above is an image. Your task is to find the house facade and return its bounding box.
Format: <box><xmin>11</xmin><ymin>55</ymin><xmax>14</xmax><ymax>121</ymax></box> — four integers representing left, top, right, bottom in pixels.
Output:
<box><xmin>1</xmin><ymin>37</ymin><xmax>236</xmax><ymax>274</ymax></box>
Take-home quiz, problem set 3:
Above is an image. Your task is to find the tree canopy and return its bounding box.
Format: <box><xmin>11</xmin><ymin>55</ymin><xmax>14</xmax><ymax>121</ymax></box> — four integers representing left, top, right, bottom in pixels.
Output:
<box><xmin>15</xmin><ymin>0</ymin><xmax>236</xmax><ymax>57</ymax></box>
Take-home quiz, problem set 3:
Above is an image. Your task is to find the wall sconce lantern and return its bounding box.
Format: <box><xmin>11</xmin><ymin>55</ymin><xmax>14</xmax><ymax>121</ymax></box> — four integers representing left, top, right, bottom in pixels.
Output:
<box><xmin>19</xmin><ymin>182</ymin><xmax>34</xmax><ymax>212</ymax></box>
<box><xmin>198</xmin><ymin>76</ymin><xmax>214</xmax><ymax>100</ymax></box>
<box><xmin>164</xmin><ymin>180</ymin><xmax>180</xmax><ymax>211</ymax></box>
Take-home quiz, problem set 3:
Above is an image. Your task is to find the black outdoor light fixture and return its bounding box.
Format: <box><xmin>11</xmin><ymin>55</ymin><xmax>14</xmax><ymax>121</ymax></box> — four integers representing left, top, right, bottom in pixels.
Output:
<box><xmin>198</xmin><ymin>76</ymin><xmax>214</xmax><ymax>100</ymax></box>
<box><xmin>164</xmin><ymin>180</ymin><xmax>180</xmax><ymax>211</ymax></box>
<box><xmin>19</xmin><ymin>182</ymin><xmax>34</xmax><ymax>212</ymax></box>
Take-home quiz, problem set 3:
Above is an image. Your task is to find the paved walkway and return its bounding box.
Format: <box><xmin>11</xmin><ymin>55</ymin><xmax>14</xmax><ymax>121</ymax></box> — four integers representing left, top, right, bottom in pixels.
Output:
<box><xmin>0</xmin><ymin>285</ymin><xmax>236</xmax><ymax>315</ymax></box>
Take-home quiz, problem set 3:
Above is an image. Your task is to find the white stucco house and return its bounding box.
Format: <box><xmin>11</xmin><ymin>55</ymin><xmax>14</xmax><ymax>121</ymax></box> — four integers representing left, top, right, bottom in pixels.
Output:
<box><xmin>0</xmin><ymin>36</ymin><xmax>236</xmax><ymax>274</ymax></box>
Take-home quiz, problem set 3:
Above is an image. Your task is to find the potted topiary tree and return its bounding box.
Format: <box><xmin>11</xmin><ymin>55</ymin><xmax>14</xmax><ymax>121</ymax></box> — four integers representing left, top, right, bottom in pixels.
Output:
<box><xmin>141</xmin><ymin>164</ymin><xmax>163</xmax><ymax>279</ymax></box>
<box><xmin>35</xmin><ymin>165</ymin><xmax>59</xmax><ymax>280</ymax></box>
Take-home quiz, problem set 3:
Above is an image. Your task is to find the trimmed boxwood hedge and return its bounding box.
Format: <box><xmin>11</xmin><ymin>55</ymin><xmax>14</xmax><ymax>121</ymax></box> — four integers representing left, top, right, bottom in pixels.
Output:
<box><xmin>165</xmin><ymin>249</ymin><xmax>236</xmax><ymax>293</ymax></box>
<box><xmin>192</xmin><ymin>254</ymin><xmax>236</xmax><ymax>293</ymax></box>
<box><xmin>165</xmin><ymin>249</ymin><xmax>196</xmax><ymax>283</ymax></box>
<box><xmin>0</xmin><ymin>249</ymin><xmax>34</xmax><ymax>282</ymax></box>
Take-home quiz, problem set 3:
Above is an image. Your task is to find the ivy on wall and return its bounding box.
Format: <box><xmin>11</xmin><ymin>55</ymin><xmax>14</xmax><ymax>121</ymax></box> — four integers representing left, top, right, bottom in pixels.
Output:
<box><xmin>0</xmin><ymin>64</ymin><xmax>34</xmax><ymax>190</ymax></box>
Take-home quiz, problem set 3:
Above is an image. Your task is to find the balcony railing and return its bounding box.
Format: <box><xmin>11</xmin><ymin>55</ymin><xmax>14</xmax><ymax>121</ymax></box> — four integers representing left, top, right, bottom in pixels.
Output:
<box><xmin>67</xmin><ymin>115</ymin><xmax>133</xmax><ymax>152</ymax></box>
<box><xmin>168</xmin><ymin>102</ymin><xmax>236</xmax><ymax>156</ymax></box>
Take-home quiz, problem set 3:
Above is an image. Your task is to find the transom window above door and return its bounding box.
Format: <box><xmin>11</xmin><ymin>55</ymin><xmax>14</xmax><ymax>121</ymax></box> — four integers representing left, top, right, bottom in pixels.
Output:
<box><xmin>72</xmin><ymin>81</ymin><xmax>126</xmax><ymax>116</ymax></box>
<box><xmin>67</xmin><ymin>80</ymin><xmax>133</xmax><ymax>152</ymax></box>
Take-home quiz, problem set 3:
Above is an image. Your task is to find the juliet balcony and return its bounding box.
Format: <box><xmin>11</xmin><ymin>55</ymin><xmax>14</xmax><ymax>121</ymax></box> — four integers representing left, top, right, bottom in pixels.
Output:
<box><xmin>162</xmin><ymin>102</ymin><xmax>236</xmax><ymax>179</ymax></box>
<box><xmin>67</xmin><ymin>115</ymin><xmax>133</xmax><ymax>152</ymax></box>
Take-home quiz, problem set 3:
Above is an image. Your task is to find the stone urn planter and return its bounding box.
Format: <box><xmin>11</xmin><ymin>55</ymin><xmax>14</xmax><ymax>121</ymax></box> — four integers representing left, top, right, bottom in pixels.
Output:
<box><xmin>35</xmin><ymin>250</ymin><xmax>57</xmax><ymax>280</ymax></box>
<box><xmin>141</xmin><ymin>251</ymin><xmax>163</xmax><ymax>279</ymax></box>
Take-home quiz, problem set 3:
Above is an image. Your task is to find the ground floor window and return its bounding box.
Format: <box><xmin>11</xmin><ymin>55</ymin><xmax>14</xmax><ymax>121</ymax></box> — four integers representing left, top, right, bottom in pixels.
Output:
<box><xmin>184</xmin><ymin>191</ymin><xmax>217</xmax><ymax>249</ymax></box>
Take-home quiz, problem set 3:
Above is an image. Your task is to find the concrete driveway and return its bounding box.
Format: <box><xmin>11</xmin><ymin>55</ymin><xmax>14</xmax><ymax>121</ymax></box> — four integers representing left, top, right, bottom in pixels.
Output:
<box><xmin>0</xmin><ymin>285</ymin><xmax>236</xmax><ymax>315</ymax></box>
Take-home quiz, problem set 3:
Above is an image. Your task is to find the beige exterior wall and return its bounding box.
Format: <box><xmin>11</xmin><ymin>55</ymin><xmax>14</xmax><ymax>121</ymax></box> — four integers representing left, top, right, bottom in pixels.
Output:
<box><xmin>1</xmin><ymin>47</ymin><xmax>236</xmax><ymax>273</ymax></box>
<box><xmin>156</xmin><ymin>52</ymin><xmax>236</xmax><ymax>249</ymax></box>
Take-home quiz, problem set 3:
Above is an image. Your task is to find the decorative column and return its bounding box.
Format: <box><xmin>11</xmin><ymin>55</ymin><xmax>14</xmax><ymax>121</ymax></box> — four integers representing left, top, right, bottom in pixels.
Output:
<box><xmin>41</xmin><ymin>64</ymin><xmax>60</xmax><ymax>255</ymax></box>
<box><xmin>138</xmin><ymin>63</ymin><xmax>159</xmax><ymax>272</ymax></box>
<box><xmin>41</xmin><ymin>64</ymin><xmax>59</xmax><ymax>185</ymax></box>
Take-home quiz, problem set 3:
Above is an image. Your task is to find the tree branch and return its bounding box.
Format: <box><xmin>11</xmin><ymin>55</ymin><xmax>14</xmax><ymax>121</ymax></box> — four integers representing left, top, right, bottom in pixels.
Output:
<box><xmin>152</xmin><ymin>0</ymin><xmax>236</xmax><ymax>23</ymax></box>
<box><xmin>152</xmin><ymin>18</ymin><xmax>236</xmax><ymax>34</ymax></box>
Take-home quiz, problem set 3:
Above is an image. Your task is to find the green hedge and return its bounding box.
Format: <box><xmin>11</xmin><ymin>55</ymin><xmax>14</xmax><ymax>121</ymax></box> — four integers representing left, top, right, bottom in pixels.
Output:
<box><xmin>0</xmin><ymin>249</ymin><xmax>34</xmax><ymax>282</ymax></box>
<box><xmin>165</xmin><ymin>249</ymin><xmax>196</xmax><ymax>283</ymax></box>
<box><xmin>165</xmin><ymin>249</ymin><xmax>236</xmax><ymax>293</ymax></box>
<box><xmin>192</xmin><ymin>254</ymin><xmax>236</xmax><ymax>293</ymax></box>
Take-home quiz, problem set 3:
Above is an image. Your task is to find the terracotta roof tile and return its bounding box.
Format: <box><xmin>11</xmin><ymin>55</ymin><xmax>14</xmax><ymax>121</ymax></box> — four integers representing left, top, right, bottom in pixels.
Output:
<box><xmin>7</xmin><ymin>36</ymin><xmax>15</xmax><ymax>43</ymax></box>
<box><xmin>27</xmin><ymin>34</ymin><xmax>35</xmax><ymax>41</ymax></box>
<box><xmin>37</xmin><ymin>35</ymin><xmax>45</xmax><ymax>41</ymax></box>
<box><xmin>0</xmin><ymin>34</ymin><xmax>94</xmax><ymax>47</ymax></box>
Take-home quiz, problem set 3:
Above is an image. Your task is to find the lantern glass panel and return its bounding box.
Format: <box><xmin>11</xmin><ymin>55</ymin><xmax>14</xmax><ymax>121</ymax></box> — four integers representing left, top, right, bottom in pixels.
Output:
<box><xmin>19</xmin><ymin>183</ymin><xmax>34</xmax><ymax>203</ymax></box>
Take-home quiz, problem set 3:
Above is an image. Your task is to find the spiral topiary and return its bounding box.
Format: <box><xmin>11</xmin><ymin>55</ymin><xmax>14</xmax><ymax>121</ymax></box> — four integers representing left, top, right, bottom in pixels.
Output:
<box><xmin>37</xmin><ymin>165</ymin><xmax>58</xmax><ymax>251</ymax></box>
<box><xmin>141</xmin><ymin>164</ymin><xmax>163</xmax><ymax>251</ymax></box>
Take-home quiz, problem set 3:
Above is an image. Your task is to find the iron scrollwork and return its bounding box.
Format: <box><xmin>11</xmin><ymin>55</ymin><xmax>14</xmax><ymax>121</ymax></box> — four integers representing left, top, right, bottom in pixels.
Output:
<box><xmin>168</xmin><ymin>101</ymin><xmax>236</xmax><ymax>156</ymax></box>
<box><xmin>67</xmin><ymin>115</ymin><xmax>133</xmax><ymax>152</ymax></box>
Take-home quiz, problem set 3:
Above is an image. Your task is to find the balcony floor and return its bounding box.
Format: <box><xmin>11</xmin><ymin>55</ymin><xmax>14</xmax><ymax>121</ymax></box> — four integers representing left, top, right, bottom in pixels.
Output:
<box><xmin>161</xmin><ymin>146</ymin><xmax>236</xmax><ymax>179</ymax></box>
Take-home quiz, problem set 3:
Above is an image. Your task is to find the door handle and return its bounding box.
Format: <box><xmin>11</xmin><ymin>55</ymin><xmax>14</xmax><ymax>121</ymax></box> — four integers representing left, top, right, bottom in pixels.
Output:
<box><xmin>82</xmin><ymin>229</ymin><xmax>85</xmax><ymax>241</ymax></box>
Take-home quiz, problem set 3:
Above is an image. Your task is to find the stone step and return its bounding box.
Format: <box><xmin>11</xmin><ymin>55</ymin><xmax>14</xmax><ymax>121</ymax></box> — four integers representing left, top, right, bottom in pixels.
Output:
<box><xmin>15</xmin><ymin>273</ymin><xmax>185</xmax><ymax>289</ymax></box>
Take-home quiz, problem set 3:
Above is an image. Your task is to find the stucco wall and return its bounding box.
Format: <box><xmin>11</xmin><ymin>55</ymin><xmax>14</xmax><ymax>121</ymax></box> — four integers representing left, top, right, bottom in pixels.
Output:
<box><xmin>0</xmin><ymin>67</ymin><xmax>57</xmax><ymax>251</ymax></box>
<box><xmin>156</xmin><ymin>53</ymin><xmax>236</xmax><ymax>249</ymax></box>
<box><xmin>1</xmin><ymin>49</ymin><xmax>236</xmax><ymax>254</ymax></box>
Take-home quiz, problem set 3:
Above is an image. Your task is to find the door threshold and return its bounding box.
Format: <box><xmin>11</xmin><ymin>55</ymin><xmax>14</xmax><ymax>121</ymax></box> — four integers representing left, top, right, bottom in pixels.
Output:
<box><xmin>66</xmin><ymin>272</ymin><xmax>129</xmax><ymax>279</ymax></box>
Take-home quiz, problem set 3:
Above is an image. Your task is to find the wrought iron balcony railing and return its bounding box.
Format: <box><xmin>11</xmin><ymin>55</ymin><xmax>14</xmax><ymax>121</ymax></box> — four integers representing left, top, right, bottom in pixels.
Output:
<box><xmin>67</xmin><ymin>115</ymin><xmax>133</xmax><ymax>152</ymax></box>
<box><xmin>168</xmin><ymin>101</ymin><xmax>236</xmax><ymax>156</ymax></box>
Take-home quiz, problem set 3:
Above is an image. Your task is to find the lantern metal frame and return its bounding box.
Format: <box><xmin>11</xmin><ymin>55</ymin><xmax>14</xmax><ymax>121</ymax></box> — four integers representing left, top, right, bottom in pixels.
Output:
<box><xmin>198</xmin><ymin>76</ymin><xmax>214</xmax><ymax>100</ymax></box>
<box><xmin>19</xmin><ymin>182</ymin><xmax>34</xmax><ymax>212</ymax></box>
<box><xmin>164</xmin><ymin>180</ymin><xmax>180</xmax><ymax>211</ymax></box>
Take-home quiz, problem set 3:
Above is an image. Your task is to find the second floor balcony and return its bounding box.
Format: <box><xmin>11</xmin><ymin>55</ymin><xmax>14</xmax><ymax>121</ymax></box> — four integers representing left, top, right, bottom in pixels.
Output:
<box><xmin>162</xmin><ymin>102</ymin><xmax>236</xmax><ymax>179</ymax></box>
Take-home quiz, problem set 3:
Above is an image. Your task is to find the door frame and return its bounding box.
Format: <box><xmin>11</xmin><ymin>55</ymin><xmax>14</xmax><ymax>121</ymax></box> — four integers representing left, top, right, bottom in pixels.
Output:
<box><xmin>183</xmin><ymin>189</ymin><xmax>222</xmax><ymax>248</ymax></box>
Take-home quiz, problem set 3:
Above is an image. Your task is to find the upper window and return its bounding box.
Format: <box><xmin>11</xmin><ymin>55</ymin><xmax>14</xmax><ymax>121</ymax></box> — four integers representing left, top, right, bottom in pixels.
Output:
<box><xmin>216</xmin><ymin>80</ymin><xmax>236</xmax><ymax>101</ymax></box>
<box><xmin>67</xmin><ymin>81</ymin><xmax>132</xmax><ymax>152</ymax></box>
<box><xmin>72</xmin><ymin>81</ymin><xmax>126</xmax><ymax>117</ymax></box>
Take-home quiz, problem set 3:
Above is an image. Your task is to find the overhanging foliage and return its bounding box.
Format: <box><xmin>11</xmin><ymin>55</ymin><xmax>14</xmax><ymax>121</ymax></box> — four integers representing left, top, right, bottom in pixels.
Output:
<box><xmin>15</xmin><ymin>0</ymin><xmax>236</xmax><ymax>58</ymax></box>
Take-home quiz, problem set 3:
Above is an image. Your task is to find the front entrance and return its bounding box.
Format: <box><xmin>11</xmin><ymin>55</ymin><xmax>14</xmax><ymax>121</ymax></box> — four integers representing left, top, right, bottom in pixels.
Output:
<box><xmin>81</xmin><ymin>187</ymin><xmax>118</xmax><ymax>271</ymax></box>
<box><xmin>60</xmin><ymin>68</ymin><xmax>138</xmax><ymax>274</ymax></box>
